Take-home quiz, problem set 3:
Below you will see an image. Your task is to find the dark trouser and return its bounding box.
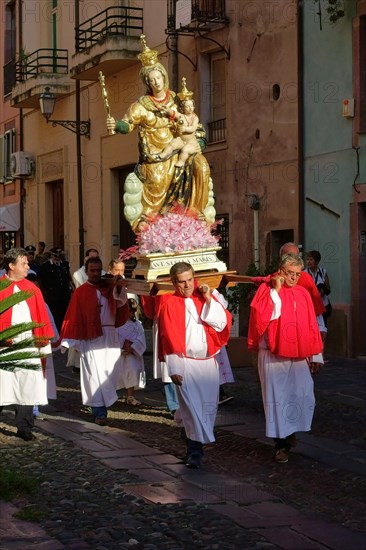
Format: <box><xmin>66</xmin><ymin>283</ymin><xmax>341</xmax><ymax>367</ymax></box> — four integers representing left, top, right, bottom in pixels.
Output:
<box><xmin>92</xmin><ymin>405</ymin><xmax>107</xmax><ymax>419</ymax></box>
<box><xmin>186</xmin><ymin>438</ymin><xmax>204</xmax><ymax>459</ymax></box>
<box><xmin>273</xmin><ymin>433</ymin><xmax>295</xmax><ymax>451</ymax></box>
<box><xmin>0</xmin><ymin>405</ymin><xmax>34</xmax><ymax>433</ymax></box>
<box><xmin>323</xmin><ymin>303</ymin><xmax>332</xmax><ymax>327</ymax></box>
<box><xmin>14</xmin><ymin>405</ymin><xmax>34</xmax><ymax>433</ymax></box>
<box><xmin>47</xmin><ymin>297</ymin><xmax>70</xmax><ymax>333</ymax></box>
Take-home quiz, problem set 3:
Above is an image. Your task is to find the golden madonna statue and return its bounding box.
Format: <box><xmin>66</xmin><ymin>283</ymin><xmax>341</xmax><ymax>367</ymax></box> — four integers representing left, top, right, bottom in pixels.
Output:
<box><xmin>105</xmin><ymin>35</ymin><xmax>215</xmax><ymax>233</ymax></box>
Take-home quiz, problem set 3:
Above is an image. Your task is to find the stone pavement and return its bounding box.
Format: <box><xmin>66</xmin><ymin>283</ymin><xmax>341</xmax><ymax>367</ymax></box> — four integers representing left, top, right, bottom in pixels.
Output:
<box><xmin>0</xmin><ymin>354</ymin><xmax>365</xmax><ymax>549</ymax></box>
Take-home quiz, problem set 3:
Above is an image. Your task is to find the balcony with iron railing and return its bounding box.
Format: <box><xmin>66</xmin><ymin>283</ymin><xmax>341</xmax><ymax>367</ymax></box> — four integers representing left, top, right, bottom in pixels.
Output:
<box><xmin>71</xmin><ymin>5</ymin><xmax>143</xmax><ymax>80</ymax></box>
<box><xmin>15</xmin><ymin>49</ymin><xmax>68</xmax><ymax>81</ymax></box>
<box><xmin>167</xmin><ymin>0</ymin><xmax>228</xmax><ymax>34</ymax></box>
<box><xmin>10</xmin><ymin>49</ymin><xmax>72</xmax><ymax>109</ymax></box>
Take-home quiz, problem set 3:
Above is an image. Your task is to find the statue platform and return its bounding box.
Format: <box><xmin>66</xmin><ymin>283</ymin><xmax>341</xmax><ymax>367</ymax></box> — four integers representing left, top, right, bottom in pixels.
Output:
<box><xmin>118</xmin><ymin>248</ymin><xmax>254</xmax><ymax>295</ymax></box>
<box><xmin>132</xmin><ymin>247</ymin><xmax>227</xmax><ymax>281</ymax></box>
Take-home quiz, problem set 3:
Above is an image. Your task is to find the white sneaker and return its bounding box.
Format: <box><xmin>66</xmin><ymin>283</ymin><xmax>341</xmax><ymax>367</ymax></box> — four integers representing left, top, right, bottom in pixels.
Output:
<box><xmin>126</xmin><ymin>396</ymin><xmax>141</xmax><ymax>406</ymax></box>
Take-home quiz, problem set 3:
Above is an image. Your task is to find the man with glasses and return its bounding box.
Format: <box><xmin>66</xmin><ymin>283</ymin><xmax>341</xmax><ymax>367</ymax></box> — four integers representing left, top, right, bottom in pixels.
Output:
<box><xmin>251</xmin><ymin>242</ymin><xmax>327</xmax><ymax>339</ymax></box>
<box><xmin>248</xmin><ymin>254</ymin><xmax>324</xmax><ymax>464</ymax></box>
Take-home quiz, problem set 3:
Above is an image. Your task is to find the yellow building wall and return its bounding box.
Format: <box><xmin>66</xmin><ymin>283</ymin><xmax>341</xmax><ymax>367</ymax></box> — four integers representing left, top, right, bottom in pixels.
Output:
<box><xmin>21</xmin><ymin>0</ymin><xmax>167</xmax><ymax>272</ymax></box>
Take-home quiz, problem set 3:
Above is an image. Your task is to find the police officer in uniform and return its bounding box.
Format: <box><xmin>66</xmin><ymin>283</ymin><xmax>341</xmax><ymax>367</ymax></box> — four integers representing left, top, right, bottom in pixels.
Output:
<box><xmin>38</xmin><ymin>247</ymin><xmax>74</xmax><ymax>332</ymax></box>
<box><xmin>25</xmin><ymin>245</ymin><xmax>40</xmax><ymax>274</ymax></box>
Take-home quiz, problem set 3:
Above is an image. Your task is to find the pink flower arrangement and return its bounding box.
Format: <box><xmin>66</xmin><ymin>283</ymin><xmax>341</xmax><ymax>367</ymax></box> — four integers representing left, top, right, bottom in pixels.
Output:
<box><xmin>119</xmin><ymin>208</ymin><xmax>222</xmax><ymax>260</ymax></box>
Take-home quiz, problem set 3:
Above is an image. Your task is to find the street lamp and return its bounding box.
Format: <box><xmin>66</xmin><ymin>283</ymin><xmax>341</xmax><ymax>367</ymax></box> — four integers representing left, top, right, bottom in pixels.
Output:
<box><xmin>39</xmin><ymin>87</ymin><xmax>91</xmax><ymax>137</ymax></box>
<box><xmin>39</xmin><ymin>85</ymin><xmax>88</xmax><ymax>266</ymax></box>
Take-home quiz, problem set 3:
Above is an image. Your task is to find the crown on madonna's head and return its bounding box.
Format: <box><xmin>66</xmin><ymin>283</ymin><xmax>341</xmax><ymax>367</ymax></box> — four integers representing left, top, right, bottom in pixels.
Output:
<box><xmin>177</xmin><ymin>77</ymin><xmax>194</xmax><ymax>101</ymax></box>
<box><xmin>138</xmin><ymin>34</ymin><xmax>159</xmax><ymax>67</ymax></box>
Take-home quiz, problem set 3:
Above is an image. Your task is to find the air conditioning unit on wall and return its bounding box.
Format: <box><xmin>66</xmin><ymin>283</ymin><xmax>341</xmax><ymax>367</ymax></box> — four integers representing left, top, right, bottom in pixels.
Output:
<box><xmin>10</xmin><ymin>151</ymin><xmax>34</xmax><ymax>178</ymax></box>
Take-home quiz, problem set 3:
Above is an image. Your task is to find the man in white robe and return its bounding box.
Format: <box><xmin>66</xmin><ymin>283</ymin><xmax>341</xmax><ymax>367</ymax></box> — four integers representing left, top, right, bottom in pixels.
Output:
<box><xmin>61</xmin><ymin>257</ymin><xmax>129</xmax><ymax>425</ymax></box>
<box><xmin>248</xmin><ymin>254</ymin><xmax>324</xmax><ymax>464</ymax></box>
<box><xmin>69</xmin><ymin>248</ymin><xmax>105</xmax><ymax>373</ymax></box>
<box><xmin>155</xmin><ymin>262</ymin><xmax>232</xmax><ymax>468</ymax></box>
<box><xmin>144</xmin><ymin>288</ymin><xmax>234</xmax><ymax>418</ymax></box>
<box><xmin>0</xmin><ymin>248</ymin><xmax>53</xmax><ymax>440</ymax></box>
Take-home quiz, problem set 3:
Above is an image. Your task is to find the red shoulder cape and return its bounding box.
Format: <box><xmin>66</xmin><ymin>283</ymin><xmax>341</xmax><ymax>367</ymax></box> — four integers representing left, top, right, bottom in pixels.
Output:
<box><xmin>0</xmin><ymin>276</ymin><xmax>53</xmax><ymax>345</ymax></box>
<box><xmin>248</xmin><ymin>282</ymin><xmax>323</xmax><ymax>358</ymax></box>
<box><xmin>61</xmin><ymin>282</ymin><xmax>129</xmax><ymax>340</ymax></box>
<box><xmin>156</xmin><ymin>288</ymin><xmax>232</xmax><ymax>361</ymax></box>
<box><xmin>251</xmin><ymin>271</ymin><xmax>325</xmax><ymax>316</ymax></box>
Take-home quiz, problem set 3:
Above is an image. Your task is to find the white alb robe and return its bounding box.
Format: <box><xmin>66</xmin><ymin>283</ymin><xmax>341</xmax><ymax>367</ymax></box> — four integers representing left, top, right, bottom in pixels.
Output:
<box><xmin>153</xmin><ymin>290</ymin><xmax>234</xmax><ymax>386</ymax></box>
<box><xmin>61</xmin><ymin>290</ymin><xmax>122</xmax><ymax>407</ymax></box>
<box><xmin>152</xmin><ymin>319</ymin><xmax>171</xmax><ymax>383</ymax></box>
<box><xmin>258</xmin><ymin>289</ymin><xmax>323</xmax><ymax>439</ymax></box>
<box><xmin>0</xmin><ymin>285</ymin><xmax>50</xmax><ymax>406</ymax></box>
<box><xmin>43</xmin><ymin>304</ymin><xmax>58</xmax><ymax>400</ymax></box>
<box><xmin>116</xmin><ymin>319</ymin><xmax>146</xmax><ymax>389</ymax></box>
<box><xmin>212</xmin><ymin>290</ymin><xmax>235</xmax><ymax>385</ymax></box>
<box><xmin>165</xmin><ymin>298</ymin><xmax>228</xmax><ymax>444</ymax></box>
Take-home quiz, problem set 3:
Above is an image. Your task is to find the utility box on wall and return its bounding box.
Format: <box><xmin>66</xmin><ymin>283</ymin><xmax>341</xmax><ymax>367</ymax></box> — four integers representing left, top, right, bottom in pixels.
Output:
<box><xmin>10</xmin><ymin>151</ymin><xmax>34</xmax><ymax>178</ymax></box>
<box><xmin>342</xmin><ymin>98</ymin><xmax>355</xmax><ymax>118</ymax></box>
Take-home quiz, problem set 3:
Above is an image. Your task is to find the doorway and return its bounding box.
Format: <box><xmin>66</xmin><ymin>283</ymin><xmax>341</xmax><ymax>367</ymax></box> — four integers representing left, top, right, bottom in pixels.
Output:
<box><xmin>47</xmin><ymin>179</ymin><xmax>64</xmax><ymax>249</ymax></box>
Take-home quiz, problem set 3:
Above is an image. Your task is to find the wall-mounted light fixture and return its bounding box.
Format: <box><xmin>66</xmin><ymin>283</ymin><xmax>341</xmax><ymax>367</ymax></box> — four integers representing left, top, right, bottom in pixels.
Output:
<box><xmin>39</xmin><ymin>87</ymin><xmax>91</xmax><ymax>138</ymax></box>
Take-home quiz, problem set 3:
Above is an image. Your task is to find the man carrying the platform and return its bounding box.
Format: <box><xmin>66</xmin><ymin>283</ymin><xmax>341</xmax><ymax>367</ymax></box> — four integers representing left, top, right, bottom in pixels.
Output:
<box><xmin>145</xmin><ymin>262</ymin><xmax>231</xmax><ymax>468</ymax></box>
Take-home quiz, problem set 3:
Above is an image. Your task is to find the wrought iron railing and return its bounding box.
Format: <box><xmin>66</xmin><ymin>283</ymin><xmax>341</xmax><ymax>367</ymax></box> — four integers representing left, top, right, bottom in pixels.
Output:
<box><xmin>76</xmin><ymin>5</ymin><xmax>143</xmax><ymax>52</ymax></box>
<box><xmin>167</xmin><ymin>0</ymin><xmax>227</xmax><ymax>32</ymax></box>
<box><xmin>207</xmin><ymin>118</ymin><xmax>226</xmax><ymax>143</ymax></box>
<box><xmin>15</xmin><ymin>49</ymin><xmax>68</xmax><ymax>82</ymax></box>
<box><xmin>192</xmin><ymin>0</ymin><xmax>227</xmax><ymax>21</ymax></box>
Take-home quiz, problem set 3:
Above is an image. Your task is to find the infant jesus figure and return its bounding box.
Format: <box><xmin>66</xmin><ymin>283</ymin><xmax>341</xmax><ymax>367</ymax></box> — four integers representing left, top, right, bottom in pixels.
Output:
<box><xmin>157</xmin><ymin>78</ymin><xmax>202</xmax><ymax>167</ymax></box>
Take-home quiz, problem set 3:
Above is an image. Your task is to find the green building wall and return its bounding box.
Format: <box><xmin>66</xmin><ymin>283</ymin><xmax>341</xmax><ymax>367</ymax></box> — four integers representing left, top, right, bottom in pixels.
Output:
<box><xmin>302</xmin><ymin>0</ymin><xmax>360</xmax><ymax>306</ymax></box>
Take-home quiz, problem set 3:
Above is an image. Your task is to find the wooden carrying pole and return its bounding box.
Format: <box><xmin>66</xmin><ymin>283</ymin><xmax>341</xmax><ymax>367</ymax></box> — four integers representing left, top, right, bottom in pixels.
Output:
<box><xmin>120</xmin><ymin>271</ymin><xmax>254</xmax><ymax>296</ymax></box>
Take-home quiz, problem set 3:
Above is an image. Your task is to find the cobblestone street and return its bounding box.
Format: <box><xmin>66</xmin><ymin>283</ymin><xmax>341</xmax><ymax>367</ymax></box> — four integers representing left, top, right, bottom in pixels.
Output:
<box><xmin>0</xmin><ymin>352</ymin><xmax>365</xmax><ymax>549</ymax></box>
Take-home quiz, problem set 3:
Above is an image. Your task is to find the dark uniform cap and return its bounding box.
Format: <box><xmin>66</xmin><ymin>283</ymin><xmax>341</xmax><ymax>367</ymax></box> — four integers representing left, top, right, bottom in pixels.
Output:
<box><xmin>25</xmin><ymin>245</ymin><xmax>36</xmax><ymax>253</ymax></box>
<box><xmin>50</xmin><ymin>247</ymin><xmax>63</xmax><ymax>256</ymax></box>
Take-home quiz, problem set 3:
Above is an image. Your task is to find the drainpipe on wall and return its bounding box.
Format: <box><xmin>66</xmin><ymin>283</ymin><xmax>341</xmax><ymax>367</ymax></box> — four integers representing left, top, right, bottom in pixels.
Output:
<box><xmin>18</xmin><ymin>0</ymin><xmax>24</xmax><ymax>247</ymax></box>
<box><xmin>75</xmin><ymin>81</ymin><xmax>85</xmax><ymax>268</ymax></box>
<box><xmin>75</xmin><ymin>0</ymin><xmax>85</xmax><ymax>267</ymax></box>
<box><xmin>253</xmin><ymin>208</ymin><xmax>259</xmax><ymax>270</ymax></box>
<box><xmin>246</xmin><ymin>193</ymin><xmax>260</xmax><ymax>269</ymax></box>
<box><xmin>297</xmin><ymin>1</ymin><xmax>305</xmax><ymax>251</ymax></box>
<box><xmin>19</xmin><ymin>110</ymin><xmax>24</xmax><ymax>248</ymax></box>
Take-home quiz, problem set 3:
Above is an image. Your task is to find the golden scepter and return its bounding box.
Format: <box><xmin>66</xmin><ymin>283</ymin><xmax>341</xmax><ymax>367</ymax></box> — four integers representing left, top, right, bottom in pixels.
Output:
<box><xmin>98</xmin><ymin>71</ymin><xmax>115</xmax><ymax>135</ymax></box>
